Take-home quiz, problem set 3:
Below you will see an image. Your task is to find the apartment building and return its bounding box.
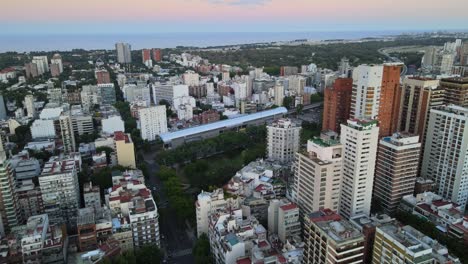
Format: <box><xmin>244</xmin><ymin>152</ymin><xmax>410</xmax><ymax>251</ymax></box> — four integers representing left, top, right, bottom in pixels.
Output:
<box><xmin>289</xmin><ymin>131</ymin><xmax>342</xmax><ymax>214</ymax></box>
<box><xmin>39</xmin><ymin>157</ymin><xmax>80</xmax><ymax>226</ymax></box>
<box><xmin>339</xmin><ymin>119</ymin><xmax>379</xmax><ymax>219</ymax></box>
<box><xmin>421</xmin><ymin>105</ymin><xmax>468</xmax><ymax>207</ymax></box>
<box><xmin>303</xmin><ymin>209</ymin><xmax>365</xmax><ymax>264</ymax></box>
<box><xmin>266</xmin><ymin>118</ymin><xmax>301</xmax><ymax>163</ymax></box>
<box><xmin>373</xmin><ymin>133</ymin><xmax>421</xmax><ymax>214</ymax></box>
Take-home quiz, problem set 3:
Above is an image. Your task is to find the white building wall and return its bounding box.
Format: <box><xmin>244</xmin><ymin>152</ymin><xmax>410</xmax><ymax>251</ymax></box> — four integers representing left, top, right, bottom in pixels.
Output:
<box><xmin>138</xmin><ymin>106</ymin><xmax>168</xmax><ymax>141</ymax></box>
<box><xmin>351</xmin><ymin>65</ymin><xmax>383</xmax><ymax>120</ymax></box>
<box><xmin>421</xmin><ymin>106</ymin><xmax>468</xmax><ymax>207</ymax></box>
<box><xmin>339</xmin><ymin>120</ymin><xmax>379</xmax><ymax>219</ymax></box>
<box><xmin>266</xmin><ymin>119</ymin><xmax>301</xmax><ymax>163</ymax></box>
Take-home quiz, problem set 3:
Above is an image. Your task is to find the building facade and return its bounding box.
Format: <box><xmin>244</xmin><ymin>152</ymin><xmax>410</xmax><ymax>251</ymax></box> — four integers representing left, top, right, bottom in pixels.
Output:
<box><xmin>339</xmin><ymin>119</ymin><xmax>379</xmax><ymax>219</ymax></box>
<box><xmin>303</xmin><ymin>209</ymin><xmax>365</xmax><ymax>264</ymax></box>
<box><xmin>378</xmin><ymin>64</ymin><xmax>402</xmax><ymax>137</ymax></box>
<box><xmin>322</xmin><ymin>78</ymin><xmax>352</xmax><ymax>133</ymax></box>
<box><xmin>266</xmin><ymin>119</ymin><xmax>301</xmax><ymax>163</ymax></box>
<box><xmin>115</xmin><ymin>43</ymin><xmax>132</xmax><ymax>64</ymax></box>
<box><xmin>114</xmin><ymin>131</ymin><xmax>136</xmax><ymax>169</ymax></box>
<box><xmin>421</xmin><ymin>105</ymin><xmax>468</xmax><ymax>207</ymax></box>
<box><xmin>351</xmin><ymin>64</ymin><xmax>384</xmax><ymax>120</ymax></box>
<box><xmin>373</xmin><ymin>133</ymin><xmax>421</xmax><ymax>214</ymax></box>
<box><xmin>290</xmin><ymin>132</ymin><xmax>342</xmax><ymax>214</ymax></box>
<box><xmin>440</xmin><ymin>77</ymin><xmax>468</xmax><ymax>107</ymax></box>
<box><xmin>39</xmin><ymin>157</ymin><xmax>80</xmax><ymax>226</ymax></box>
<box><xmin>138</xmin><ymin>106</ymin><xmax>168</xmax><ymax>141</ymax></box>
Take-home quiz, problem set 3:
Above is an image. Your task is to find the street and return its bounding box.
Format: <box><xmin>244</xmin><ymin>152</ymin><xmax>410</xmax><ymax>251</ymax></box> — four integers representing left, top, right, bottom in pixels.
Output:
<box><xmin>142</xmin><ymin>150</ymin><xmax>195</xmax><ymax>264</ymax></box>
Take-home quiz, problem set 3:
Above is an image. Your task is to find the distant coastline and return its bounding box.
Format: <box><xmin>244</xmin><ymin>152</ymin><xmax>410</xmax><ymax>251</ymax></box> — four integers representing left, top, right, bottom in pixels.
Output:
<box><xmin>0</xmin><ymin>30</ymin><xmax>467</xmax><ymax>53</ymax></box>
<box><xmin>0</xmin><ymin>30</ymin><xmax>427</xmax><ymax>53</ymax></box>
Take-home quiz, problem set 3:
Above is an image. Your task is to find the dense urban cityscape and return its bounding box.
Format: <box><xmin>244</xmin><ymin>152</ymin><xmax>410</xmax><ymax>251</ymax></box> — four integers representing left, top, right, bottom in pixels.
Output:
<box><xmin>0</xmin><ymin>32</ymin><xmax>467</xmax><ymax>263</ymax></box>
<box><xmin>1</xmin><ymin>3</ymin><xmax>468</xmax><ymax>263</ymax></box>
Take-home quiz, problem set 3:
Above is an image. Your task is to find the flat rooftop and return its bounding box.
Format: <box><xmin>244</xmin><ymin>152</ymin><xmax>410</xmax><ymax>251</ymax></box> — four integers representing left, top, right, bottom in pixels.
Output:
<box><xmin>378</xmin><ymin>224</ymin><xmax>432</xmax><ymax>254</ymax></box>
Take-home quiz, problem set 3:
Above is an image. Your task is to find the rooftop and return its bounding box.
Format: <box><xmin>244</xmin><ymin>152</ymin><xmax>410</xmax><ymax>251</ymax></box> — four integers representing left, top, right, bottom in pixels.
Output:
<box><xmin>280</xmin><ymin>203</ymin><xmax>298</xmax><ymax>212</ymax></box>
<box><xmin>160</xmin><ymin>107</ymin><xmax>287</xmax><ymax>143</ymax></box>
<box><xmin>378</xmin><ymin>224</ymin><xmax>433</xmax><ymax>255</ymax></box>
<box><xmin>346</xmin><ymin>119</ymin><xmax>379</xmax><ymax>130</ymax></box>
<box><xmin>309</xmin><ymin>136</ymin><xmax>340</xmax><ymax>147</ymax></box>
<box><xmin>114</xmin><ymin>131</ymin><xmax>132</xmax><ymax>143</ymax></box>
<box><xmin>308</xmin><ymin>209</ymin><xmax>363</xmax><ymax>243</ymax></box>
<box><xmin>41</xmin><ymin>159</ymin><xmax>76</xmax><ymax>176</ymax></box>
<box><xmin>440</xmin><ymin>77</ymin><xmax>468</xmax><ymax>84</ymax></box>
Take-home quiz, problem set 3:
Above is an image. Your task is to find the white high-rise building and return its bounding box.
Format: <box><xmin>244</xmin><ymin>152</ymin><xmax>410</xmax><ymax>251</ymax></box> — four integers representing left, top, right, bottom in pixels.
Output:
<box><xmin>39</xmin><ymin>157</ymin><xmax>80</xmax><ymax>226</ymax></box>
<box><xmin>266</xmin><ymin>119</ymin><xmax>301</xmax><ymax>163</ymax></box>
<box><xmin>23</xmin><ymin>94</ymin><xmax>36</xmax><ymax>118</ymax></box>
<box><xmin>32</xmin><ymin>56</ymin><xmax>49</xmax><ymax>75</ymax></box>
<box><xmin>351</xmin><ymin>64</ymin><xmax>383</xmax><ymax>119</ymax></box>
<box><xmin>287</xmin><ymin>75</ymin><xmax>306</xmax><ymax>96</ymax></box>
<box><xmin>138</xmin><ymin>106</ymin><xmax>168</xmax><ymax>141</ymax></box>
<box><xmin>289</xmin><ymin>131</ymin><xmax>343</xmax><ymax>214</ymax></box>
<box><xmin>115</xmin><ymin>43</ymin><xmax>132</xmax><ymax>64</ymax></box>
<box><xmin>231</xmin><ymin>82</ymin><xmax>248</xmax><ymax>102</ymax></box>
<box><xmin>50</xmin><ymin>53</ymin><xmax>63</xmax><ymax>73</ymax></box>
<box><xmin>421</xmin><ymin>105</ymin><xmax>468</xmax><ymax>207</ymax></box>
<box><xmin>339</xmin><ymin>119</ymin><xmax>379</xmax><ymax>219</ymax></box>
<box><xmin>338</xmin><ymin>57</ymin><xmax>351</xmax><ymax>77</ymax></box>
<box><xmin>274</xmin><ymin>83</ymin><xmax>284</xmax><ymax>106</ymax></box>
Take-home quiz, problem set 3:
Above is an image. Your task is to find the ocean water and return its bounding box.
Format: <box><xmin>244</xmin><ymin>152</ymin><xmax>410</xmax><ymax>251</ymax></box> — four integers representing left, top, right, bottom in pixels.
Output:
<box><xmin>0</xmin><ymin>31</ymin><xmax>412</xmax><ymax>52</ymax></box>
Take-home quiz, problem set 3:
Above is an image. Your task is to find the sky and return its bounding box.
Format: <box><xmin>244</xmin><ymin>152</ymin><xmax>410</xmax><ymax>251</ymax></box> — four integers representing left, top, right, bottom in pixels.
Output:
<box><xmin>1</xmin><ymin>0</ymin><xmax>468</xmax><ymax>34</ymax></box>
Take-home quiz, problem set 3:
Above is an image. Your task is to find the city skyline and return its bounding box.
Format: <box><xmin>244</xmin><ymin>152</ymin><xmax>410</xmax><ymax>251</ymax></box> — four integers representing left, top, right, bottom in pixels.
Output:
<box><xmin>2</xmin><ymin>0</ymin><xmax>468</xmax><ymax>35</ymax></box>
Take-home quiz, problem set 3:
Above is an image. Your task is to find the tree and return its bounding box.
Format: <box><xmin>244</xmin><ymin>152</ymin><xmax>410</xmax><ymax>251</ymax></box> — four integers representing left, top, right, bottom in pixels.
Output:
<box><xmin>296</xmin><ymin>104</ymin><xmax>304</xmax><ymax>116</ymax></box>
<box><xmin>142</xmin><ymin>140</ymin><xmax>151</xmax><ymax>153</ymax></box>
<box><xmin>282</xmin><ymin>96</ymin><xmax>294</xmax><ymax>110</ymax></box>
<box><xmin>135</xmin><ymin>245</ymin><xmax>163</xmax><ymax>263</ymax></box>
<box><xmin>310</xmin><ymin>93</ymin><xmax>323</xmax><ymax>103</ymax></box>
<box><xmin>193</xmin><ymin>233</ymin><xmax>213</xmax><ymax>264</ymax></box>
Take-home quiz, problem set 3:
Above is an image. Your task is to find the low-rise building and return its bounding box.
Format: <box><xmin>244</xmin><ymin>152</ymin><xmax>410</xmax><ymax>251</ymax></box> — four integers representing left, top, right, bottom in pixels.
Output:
<box><xmin>267</xmin><ymin>199</ymin><xmax>301</xmax><ymax>243</ymax></box>
<box><xmin>4</xmin><ymin>214</ymin><xmax>68</xmax><ymax>263</ymax></box>
<box><xmin>196</xmin><ymin>189</ymin><xmax>239</xmax><ymax>237</ymax></box>
<box><xmin>400</xmin><ymin>192</ymin><xmax>466</xmax><ymax>244</ymax></box>
<box><xmin>106</xmin><ymin>178</ymin><xmax>160</xmax><ymax>248</ymax></box>
<box><xmin>373</xmin><ymin>223</ymin><xmax>461</xmax><ymax>264</ymax></box>
<box><xmin>224</xmin><ymin>159</ymin><xmax>286</xmax><ymax>199</ymax></box>
<box><xmin>83</xmin><ymin>182</ymin><xmax>101</xmax><ymax>210</ymax></box>
<box><xmin>208</xmin><ymin>207</ymin><xmax>267</xmax><ymax>264</ymax></box>
<box><xmin>350</xmin><ymin>214</ymin><xmax>395</xmax><ymax>264</ymax></box>
<box><xmin>76</xmin><ymin>207</ymin><xmax>112</xmax><ymax>252</ymax></box>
